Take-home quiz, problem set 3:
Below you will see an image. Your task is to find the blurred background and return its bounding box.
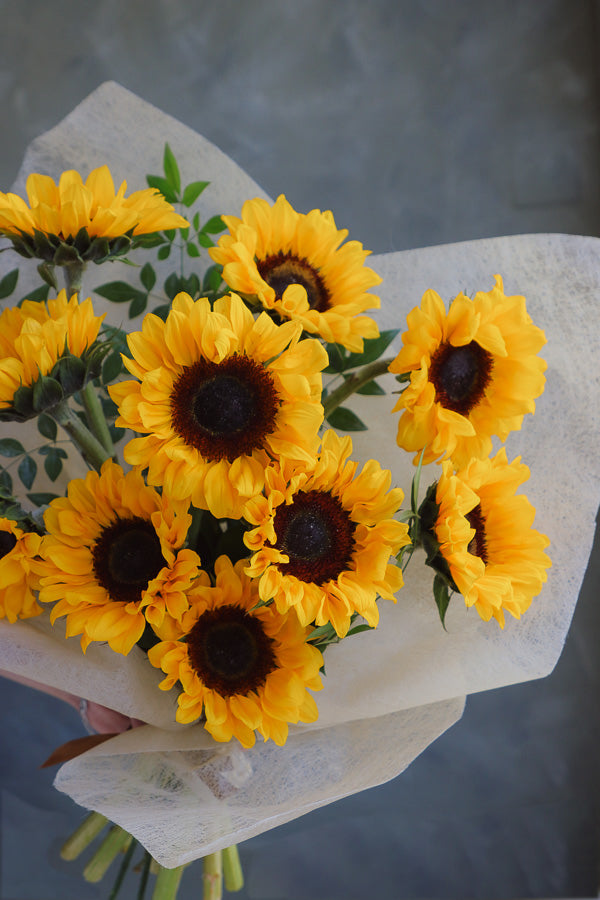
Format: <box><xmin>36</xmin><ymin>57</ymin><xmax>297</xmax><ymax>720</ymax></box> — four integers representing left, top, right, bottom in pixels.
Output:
<box><xmin>0</xmin><ymin>1</ymin><xmax>599</xmax><ymax>897</ymax></box>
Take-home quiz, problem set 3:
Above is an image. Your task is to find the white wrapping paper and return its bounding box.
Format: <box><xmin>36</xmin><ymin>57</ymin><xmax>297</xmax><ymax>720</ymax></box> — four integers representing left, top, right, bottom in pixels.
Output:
<box><xmin>0</xmin><ymin>83</ymin><xmax>597</xmax><ymax>866</ymax></box>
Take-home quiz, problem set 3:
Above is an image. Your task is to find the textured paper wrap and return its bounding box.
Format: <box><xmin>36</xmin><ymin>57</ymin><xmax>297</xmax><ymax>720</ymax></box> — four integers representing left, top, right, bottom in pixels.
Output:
<box><xmin>0</xmin><ymin>83</ymin><xmax>597</xmax><ymax>865</ymax></box>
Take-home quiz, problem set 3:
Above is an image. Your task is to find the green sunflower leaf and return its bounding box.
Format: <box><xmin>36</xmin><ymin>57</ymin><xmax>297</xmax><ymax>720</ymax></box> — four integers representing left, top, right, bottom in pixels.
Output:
<box><xmin>0</xmin><ymin>468</ymin><xmax>13</xmax><ymax>496</ymax></box>
<box><xmin>325</xmin><ymin>406</ymin><xmax>367</xmax><ymax>431</ymax></box>
<box><xmin>157</xmin><ymin>244</ymin><xmax>171</xmax><ymax>261</ymax></box>
<box><xmin>37</xmin><ymin>413</ymin><xmax>58</xmax><ymax>441</ymax></box>
<box><xmin>197</xmin><ymin>233</ymin><xmax>215</xmax><ymax>249</ymax></box>
<box><xmin>0</xmin><ymin>438</ymin><xmax>25</xmax><ymax>458</ymax></box>
<box><xmin>140</xmin><ymin>262</ymin><xmax>156</xmax><ymax>292</ymax></box>
<box><xmin>18</xmin><ymin>455</ymin><xmax>37</xmax><ymax>490</ymax></box>
<box><xmin>0</xmin><ymin>268</ymin><xmax>18</xmax><ymax>299</ymax></box>
<box><xmin>203</xmin><ymin>264</ymin><xmax>223</xmax><ymax>293</ymax></box>
<box><xmin>43</xmin><ymin>448</ymin><xmax>65</xmax><ymax>482</ymax></box>
<box><xmin>101</xmin><ymin>351</ymin><xmax>123</xmax><ymax>384</ymax></box>
<box><xmin>323</xmin><ymin>342</ymin><xmax>348</xmax><ymax>374</ymax></box>
<box><xmin>201</xmin><ymin>215</ymin><xmax>225</xmax><ymax>234</ymax></box>
<box><xmin>146</xmin><ymin>175</ymin><xmax>178</xmax><ymax>205</ymax></box>
<box><xmin>355</xmin><ymin>378</ymin><xmax>386</xmax><ymax>396</ymax></box>
<box><xmin>27</xmin><ymin>492</ymin><xmax>59</xmax><ymax>506</ymax></box>
<box><xmin>182</xmin><ymin>181</ymin><xmax>209</xmax><ymax>207</ymax></box>
<box><xmin>95</xmin><ymin>282</ymin><xmax>147</xmax><ymax>305</ymax></box>
<box><xmin>163</xmin><ymin>144</ymin><xmax>181</xmax><ymax>195</ymax></box>
<box><xmin>19</xmin><ymin>283</ymin><xmax>50</xmax><ymax>305</ymax></box>
<box><xmin>341</xmin><ymin>329</ymin><xmax>399</xmax><ymax>371</ymax></box>
<box><xmin>129</xmin><ymin>292</ymin><xmax>148</xmax><ymax>319</ymax></box>
<box><xmin>186</xmin><ymin>242</ymin><xmax>200</xmax><ymax>258</ymax></box>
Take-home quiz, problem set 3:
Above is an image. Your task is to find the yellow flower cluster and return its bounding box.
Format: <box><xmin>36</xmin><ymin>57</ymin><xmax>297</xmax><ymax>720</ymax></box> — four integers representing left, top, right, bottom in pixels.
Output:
<box><xmin>0</xmin><ymin>166</ymin><xmax>553</xmax><ymax>750</ymax></box>
<box><xmin>390</xmin><ymin>275</ymin><xmax>551</xmax><ymax>627</ymax></box>
<box><xmin>0</xmin><ymin>166</ymin><xmax>188</xmax><ymax>242</ymax></box>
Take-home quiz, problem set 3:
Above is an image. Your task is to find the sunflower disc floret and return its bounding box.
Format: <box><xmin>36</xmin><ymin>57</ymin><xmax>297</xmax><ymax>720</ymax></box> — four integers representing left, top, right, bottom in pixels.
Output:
<box><xmin>37</xmin><ymin>461</ymin><xmax>208</xmax><ymax>654</ymax></box>
<box><xmin>109</xmin><ymin>292</ymin><xmax>328</xmax><ymax>519</ymax></box>
<box><xmin>209</xmin><ymin>194</ymin><xmax>382</xmax><ymax>351</ymax></box>
<box><xmin>243</xmin><ymin>429</ymin><xmax>410</xmax><ymax>637</ymax></box>
<box><xmin>148</xmin><ymin>555</ymin><xmax>324</xmax><ymax>748</ymax></box>
<box><xmin>389</xmin><ymin>275</ymin><xmax>547</xmax><ymax>468</ymax></box>
<box><xmin>433</xmin><ymin>448</ymin><xmax>551</xmax><ymax>627</ymax></box>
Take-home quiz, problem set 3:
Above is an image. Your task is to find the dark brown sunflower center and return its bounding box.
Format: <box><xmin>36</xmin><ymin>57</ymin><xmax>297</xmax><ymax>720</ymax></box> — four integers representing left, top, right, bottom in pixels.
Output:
<box><xmin>170</xmin><ymin>353</ymin><xmax>281</xmax><ymax>462</ymax></box>
<box><xmin>466</xmin><ymin>504</ymin><xmax>488</xmax><ymax>564</ymax></box>
<box><xmin>429</xmin><ymin>341</ymin><xmax>493</xmax><ymax>415</ymax></box>
<box><xmin>92</xmin><ymin>517</ymin><xmax>167</xmax><ymax>604</ymax></box>
<box><xmin>0</xmin><ymin>531</ymin><xmax>17</xmax><ymax>559</ymax></box>
<box><xmin>186</xmin><ymin>604</ymin><xmax>277</xmax><ymax>697</ymax></box>
<box><xmin>258</xmin><ymin>251</ymin><xmax>331</xmax><ymax>313</ymax></box>
<box><xmin>273</xmin><ymin>489</ymin><xmax>355</xmax><ymax>585</ymax></box>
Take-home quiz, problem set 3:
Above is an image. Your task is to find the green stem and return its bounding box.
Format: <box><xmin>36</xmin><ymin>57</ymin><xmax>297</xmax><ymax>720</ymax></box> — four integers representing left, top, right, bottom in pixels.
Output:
<box><xmin>82</xmin><ymin>379</ymin><xmax>115</xmax><ymax>458</ymax></box>
<box><xmin>51</xmin><ymin>399</ymin><xmax>111</xmax><ymax>472</ymax></box>
<box><xmin>137</xmin><ymin>852</ymin><xmax>152</xmax><ymax>900</ymax></box>
<box><xmin>60</xmin><ymin>811</ymin><xmax>109</xmax><ymax>861</ymax></box>
<box><xmin>202</xmin><ymin>851</ymin><xmax>222</xmax><ymax>900</ymax></box>
<box><xmin>152</xmin><ymin>864</ymin><xmax>185</xmax><ymax>900</ymax></box>
<box><xmin>83</xmin><ymin>825</ymin><xmax>132</xmax><ymax>883</ymax></box>
<box><xmin>63</xmin><ymin>261</ymin><xmax>86</xmax><ymax>297</ymax></box>
<box><xmin>322</xmin><ymin>356</ymin><xmax>395</xmax><ymax>419</ymax></box>
<box><xmin>108</xmin><ymin>837</ymin><xmax>137</xmax><ymax>900</ymax></box>
<box><xmin>222</xmin><ymin>845</ymin><xmax>244</xmax><ymax>892</ymax></box>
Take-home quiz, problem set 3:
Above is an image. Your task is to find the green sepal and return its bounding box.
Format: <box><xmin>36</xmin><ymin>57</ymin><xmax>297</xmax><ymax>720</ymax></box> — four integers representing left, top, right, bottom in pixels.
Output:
<box><xmin>53</xmin><ymin>242</ymin><xmax>81</xmax><ymax>266</ymax></box>
<box><xmin>53</xmin><ymin>355</ymin><xmax>87</xmax><ymax>394</ymax></box>
<box><xmin>32</xmin><ymin>228</ymin><xmax>58</xmax><ymax>261</ymax></box>
<box><xmin>86</xmin><ymin>236</ymin><xmax>112</xmax><ymax>263</ymax></box>
<box><xmin>433</xmin><ymin>574</ymin><xmax>452</xmax><ymax>628</ymax></box>
<box><xmin>72</xmin><ymin>226</ymin><xmax>92</xmax><ymax>255</ymax></box>
<box><xmin>11</xmin><ymin>384</ymin><xmax>35</xmax><ymax>418</ymax></box>
<box><xmin>33</xmin><ymin>375</ymin><xmax>64</xmax><ymax>411</ymax></box>
<box><xmin>37</xmin><ymin>262</ymin><xmax>58</xmax><ymax>290</ymax></box>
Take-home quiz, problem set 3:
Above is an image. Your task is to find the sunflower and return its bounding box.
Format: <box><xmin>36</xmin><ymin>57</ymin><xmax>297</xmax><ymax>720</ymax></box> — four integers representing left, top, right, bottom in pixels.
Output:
<box><xmin>0</xmin><ymin>518</ymin><xmax>43</xmax><ymax>623</ymax></box>
<box><xmin>243</xmin><ymin>429</ymin><xmax>410</xmax><ymax>638</ymax></box>
<box><xmin>0</xmin><ymin>165</ymin><xmax>188</xmax><ymax>265</ymax></box>
<box><xmin>148</xmin><ymin>555</ymin><xmax>323</xmax><ymax>747</ymax></box>
<box><xmin>0</xmin><ymin>290</ymin><xmax>105</xmax><ymax>418</ymax></box>
<box><xmin>209</xmin><ymin>194</ymin><xmax>381</xmax><ymax>351</ymax></box>
<box><xmin>432</xmin><ymin>448</ymin><xmax>551</xmax><ymax>627</ymax></box>
<box><xmin>389</xmin><ymin>275</ymin><xmax>547</xmax><ymax>468</ymax></box>
<box><xmin>109</xmin><ymin>292</ymin><xmax>328</xmax><ymax>520</ymax></box>
<box><xmin>37</xmin><ymin>461</ymin><xmax>208</xmax><ymax>655</ymax></box>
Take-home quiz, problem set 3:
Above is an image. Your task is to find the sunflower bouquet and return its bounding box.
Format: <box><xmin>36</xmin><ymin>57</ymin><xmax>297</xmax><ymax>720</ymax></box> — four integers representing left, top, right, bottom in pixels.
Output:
<box><xmin>0</xmin><ymin>84</ymin><xmax>595</xmax><ymax>899</ymax></box>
